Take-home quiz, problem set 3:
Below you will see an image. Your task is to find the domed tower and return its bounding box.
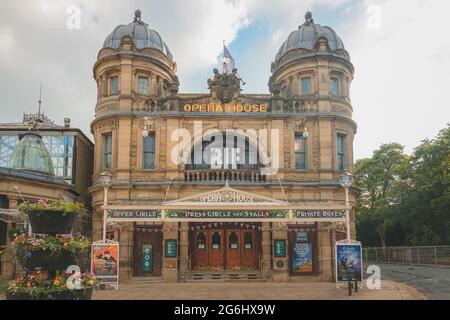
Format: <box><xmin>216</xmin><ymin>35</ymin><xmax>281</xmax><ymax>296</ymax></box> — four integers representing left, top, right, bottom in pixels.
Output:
<box><xmin>269</xmin><ymin>11</ymin><xmax>353</xmax><ymax>116</ymax></box>
<box><xmin>93</xmin><ymin>9</ymin><xmax>178</xmax><ymax>118</ymax></box>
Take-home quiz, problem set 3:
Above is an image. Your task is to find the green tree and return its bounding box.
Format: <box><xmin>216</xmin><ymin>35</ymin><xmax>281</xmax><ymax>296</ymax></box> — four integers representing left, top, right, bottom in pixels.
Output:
<box><xmin>355</xmin><ymin>143</ymin><xmax>410</xmax><ymax>247</ymax></box>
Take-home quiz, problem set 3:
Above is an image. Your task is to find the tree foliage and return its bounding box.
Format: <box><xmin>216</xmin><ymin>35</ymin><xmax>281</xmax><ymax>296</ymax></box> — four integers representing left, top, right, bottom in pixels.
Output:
<box><xmin>356</xmin><ymin>124</ymin><xmax>450</xmax><ymax>247</ymax></box>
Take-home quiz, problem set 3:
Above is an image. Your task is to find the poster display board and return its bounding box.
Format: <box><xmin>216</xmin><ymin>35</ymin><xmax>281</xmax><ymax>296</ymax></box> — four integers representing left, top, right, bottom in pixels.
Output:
<box><xmin>335</xmin><ymin>239</ymin><xmax>363</xmax><ymax>282</ymax></box>
<box><xmin>91</xmin><ymin>240</ymin><xmax>119</xmax><ymax>289</ymax></box>
<box><xmin>165</xmin><ymin>239</ymin><xmax>177</xmax><ymax>258</ymax></box>
<box><xmin>274</xmin><ymin>239</ymin><xmax>286</xmax><ymax>257</ymax></box>
<box><xmin>292</xmin><ymin>242</ymin><xmax>313</xmax><ymax>273</ymax></box>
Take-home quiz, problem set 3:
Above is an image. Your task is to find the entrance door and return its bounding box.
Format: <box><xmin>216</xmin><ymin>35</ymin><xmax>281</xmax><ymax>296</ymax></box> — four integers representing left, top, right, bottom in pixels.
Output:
<box><xmin>241</xmin><ymin>230</ymin><xmax>258</xmax><ymax>270</ymax></box>
<box><xmin>209</xmin><ymin>230</ymin><xmax>225</xmax><ymax>270</ymax></box>
<box><xmin>192</xmin><ymin>230</ymin><xmax>209</xmax><ymax>269</ymax></box>
<box><xmin>133</xmin><ymin>225</ymin><xmax>162</xmax><ymax>277</ymax></box>
<box><xmin>226</xmin><ymin>229</ymin><xmax>240</xmax><ymax>270</ymax></box>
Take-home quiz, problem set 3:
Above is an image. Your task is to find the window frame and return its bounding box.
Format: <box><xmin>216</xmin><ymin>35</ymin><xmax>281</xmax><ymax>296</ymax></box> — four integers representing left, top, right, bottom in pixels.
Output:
<box><xmin>336</xmin><ymin>133</ymin><xmax>346</xmax><ymax>171</ymax></box>
<box><xmin>138</xmin><ymin>76</ymin><xmax>149</xmax><ymax>95</ymax></box>
<box><xmin>142</xmin><ymin>132</ymin><xmax>156</xmax><ymax>170</ymax></box>
<box><xmin>110</xmin><ymin>76</ymin><xmax>119</xmax><ymax>95</ymax></box>
<box><xmin>330</xmin><ymin>77</ymin><xmax>340</xmax><ymax>97</ymax></box>
<box><xmin>294</xmin><ymin>132</ymin><xmax>308</xmax><ymax>171</ymax></box>
<box><xmin>102</xmin><ymin>133</ymin><xmax>113</xmax><ymax>170</ymax></box>
<box><xmin>300</xmin><ymin>77</ymin><xmax>312</xmax><ymax>96</ymax></box>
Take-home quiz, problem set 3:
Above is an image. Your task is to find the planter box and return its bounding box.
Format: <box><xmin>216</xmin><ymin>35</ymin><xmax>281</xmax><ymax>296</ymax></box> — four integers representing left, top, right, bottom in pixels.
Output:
<box><xmin>26</xmin><ymin>210</ymin><xmax>76</xmax><ymax>235</ymax></box>
<box><xmin>23</xmin><ymin>249</ymin><xmax>77</xmax><ymax>271</ymax></box>
<box><xmin>5</xmin><ymin>287</ymin><xmax>94</xmax><ymax>300</ymax></box>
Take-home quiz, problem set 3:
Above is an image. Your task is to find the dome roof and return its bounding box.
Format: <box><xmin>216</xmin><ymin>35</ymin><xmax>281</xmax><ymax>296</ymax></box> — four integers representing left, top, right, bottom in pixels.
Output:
<box><xmin>275</xmin><ymin>11</ymin><xmax>345</xmax><ymax>62</ymax></box>
<box><xmin>103</xmin><ymin>10</ymin><xmax>173</xmax><ymax>60</ymax></box>
<box><xmin>9</xmin><ymin>132</ymin><xmax>54</xmax><ymax>175</ymax></box>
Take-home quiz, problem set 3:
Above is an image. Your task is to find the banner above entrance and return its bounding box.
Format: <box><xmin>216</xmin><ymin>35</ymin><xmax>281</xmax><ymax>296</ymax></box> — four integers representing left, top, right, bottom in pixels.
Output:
<box><xmin>166</xmin><ymin>209</ymin><xmax>288</xmax><ymax>219</ymax></box>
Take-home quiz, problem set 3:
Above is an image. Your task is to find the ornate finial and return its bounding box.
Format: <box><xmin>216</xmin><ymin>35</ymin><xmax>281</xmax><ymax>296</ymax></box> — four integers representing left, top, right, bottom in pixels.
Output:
<box><xmin>303</xmin><ymin>10</ymin><xmax>314</xmax><ymax>26</ymax></box>
<box><xmin>134</xmin><ymin>9</ymin><xmax>142</xmax><ymax>22</ymax></box>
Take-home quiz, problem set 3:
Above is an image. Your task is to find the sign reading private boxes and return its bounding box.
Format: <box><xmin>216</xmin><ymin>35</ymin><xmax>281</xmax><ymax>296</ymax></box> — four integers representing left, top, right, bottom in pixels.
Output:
<box><xmin>274</xmin><ymin>239</ymin><xmax>286</xmax><ymax>257</ymax></box>
<box><xmin>91</xmin><ymin>241</ymin><xmax>119</xmax><ymax>288</ymax></box>
<box><xmin>294</xmin><ymin>210</ymin><xmax>346</xmax><ymax>220</ymax></box>
<box><xmin>165</xmin><ymin>240</ymin><xmax>177</xmax><ymax>258</ymax></box>
<box><xmin>335</xmin><ymin>241</ymin><xmax>363</xmax><ymax>282</ymax></box>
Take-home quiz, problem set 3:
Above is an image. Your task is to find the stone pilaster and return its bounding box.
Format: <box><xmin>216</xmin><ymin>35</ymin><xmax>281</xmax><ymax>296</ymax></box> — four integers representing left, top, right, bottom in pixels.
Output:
<box><xmin>162</xmin><ymin>222</ymin><xmax>178</xmax><ymax>282</ymax></box>
<box><xmin>178</xmin><ymin>222</ymin><xmax>189</xmax><ymax>281</ymax></box>
<box><xmin>271</xmin><ymin>223</ymin><xmax>288</xmax><ymax>282</ymax></box>
<box><xmin>119</xmin><ymin>223</ymin><xmax>133</xmax><ymax>281</ymax></box>
<box><xmin>317</xmin><ymin>223</ymin><xmax>334</xmax><ymax>281</ymax></box>
<box><xmin>261</xmin><ymin>222</ymin><xmax>272</xmax><ymax>280</ymax></box>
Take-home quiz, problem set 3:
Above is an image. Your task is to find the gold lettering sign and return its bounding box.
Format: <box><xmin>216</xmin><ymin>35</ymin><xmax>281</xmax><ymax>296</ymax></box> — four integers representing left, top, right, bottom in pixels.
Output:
<box><xmin>183</xmin><ymin>103</ymin><xmax>268</xmax><ymax>113</ymax></box>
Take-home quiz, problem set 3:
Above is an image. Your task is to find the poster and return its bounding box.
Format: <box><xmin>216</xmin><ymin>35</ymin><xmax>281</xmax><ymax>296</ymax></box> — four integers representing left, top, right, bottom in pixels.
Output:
<box><xmin>141</xmin><ymin>244</ymin><xmax>153</xmax><ymax>272</ymax></box>
<box><xmin>292</xmin><ymin>242</ymin><xmax>313</xmax><ymax>273</ymax></box>
<box><xmin>91</xmin><ymin>241</ymin><xmax>119</xmax><ymax>287</ymax></box>
<box><xmin>336</xmin><ymin>244</ymin><xmax>362</xmax><ymax>282</ymax></box>
<box><xmin>274</xmin><ymin>239</ymin><xmax>286</xmax><ymax>257</ymax></box>
<box><xmin>165</xmin><ymin>240</ymin><xmax>177</xmax><ymax>257</ymax></box>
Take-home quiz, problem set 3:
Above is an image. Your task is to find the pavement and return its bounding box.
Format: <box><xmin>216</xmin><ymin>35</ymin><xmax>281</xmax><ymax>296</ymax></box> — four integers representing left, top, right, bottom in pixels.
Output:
<box><xmin>375</xmin><ymin>263</ymin><xmax>450</xmax><ymax>300</ymax></box>
<box><xmin>92</xmin><ymin>279</ymin><xmax>424</xmax><ymax>300</ymax></box>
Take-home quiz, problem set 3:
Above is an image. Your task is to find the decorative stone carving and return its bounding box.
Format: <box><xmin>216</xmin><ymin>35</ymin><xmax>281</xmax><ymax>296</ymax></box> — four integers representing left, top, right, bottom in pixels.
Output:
<box><xmin>207</xmin><ymin>68</ymin><xmax>242</xmax><ymax>103</ymax></box>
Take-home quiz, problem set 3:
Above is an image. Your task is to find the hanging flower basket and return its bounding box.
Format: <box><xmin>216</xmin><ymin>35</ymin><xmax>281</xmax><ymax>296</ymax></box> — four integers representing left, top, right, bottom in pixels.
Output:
<box><xmin>23</xmin><ymin>249</ymin><xmax>77</xmax><ymax>271</ymax></box>
<box><xmin>19</xmin><ymin>200</ymin><xmax>86</xmax><ymax>235</ymax></box>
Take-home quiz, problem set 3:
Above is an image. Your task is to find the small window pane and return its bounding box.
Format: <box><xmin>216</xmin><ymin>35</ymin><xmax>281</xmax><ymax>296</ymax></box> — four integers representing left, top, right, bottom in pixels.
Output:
<box><xmin>301</xmin><ymin>77</ymin><xmax>311</xmax><ymax>95</ymax></box>
<box><xmin>138</xmin><ymin>76</ymin><xmax>148</xmax><ymax>95</ymax></box>
<box><xmin>244</xmin><ymin>232</ymin><xmax>253</xmax><ymax>249</ymax></box>
<box><xmin>197</xmin><ymin>232</ymin><xmax>206</xmax><ymax>249</ymax></box>
<box><xmin>229</xmin><ymin>232</ymin><xmax>238</xmax><ymax>250</ymax></box>
<box><xmin>337</xmin><ymin>134</ymin><xmax>346</xmax><ymax>171</ymax></box>
<box><xmin>212</xmin><ymin>232</ymin><xmax>221</xmax><ymax>250</ymax></box>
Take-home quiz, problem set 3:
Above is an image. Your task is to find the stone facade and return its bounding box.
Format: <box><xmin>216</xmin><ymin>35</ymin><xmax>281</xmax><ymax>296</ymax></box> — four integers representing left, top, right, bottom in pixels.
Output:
<box><xmin>89</xmin><ymin>11</ymin><xmax>357</xmax><ymax>282</ymax></box>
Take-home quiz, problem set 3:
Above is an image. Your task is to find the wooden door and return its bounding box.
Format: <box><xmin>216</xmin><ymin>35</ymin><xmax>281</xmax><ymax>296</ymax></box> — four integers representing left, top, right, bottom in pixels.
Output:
<box><xmin>226</xmin><ymin>229</ymin><xmax>241</xmax><ymax>270</ymax></box>
<box><xmin>192</xmin><ymin>230</ymin><xmax>208</xmax><ymax>269</ymax></box>
<box><xmin>241</xmin><ymin>230</ymin><xmax>258</xmax><ymax>270</ymax></box>
<box><xmin>209</xmin><ymin>230</ymin><xmax>224</xmax><ymax>270</ymax></box>
<box><xmin>133</xmin><ymin>226</ymin><xmax>162</xmax><ymax>277</ymax></box>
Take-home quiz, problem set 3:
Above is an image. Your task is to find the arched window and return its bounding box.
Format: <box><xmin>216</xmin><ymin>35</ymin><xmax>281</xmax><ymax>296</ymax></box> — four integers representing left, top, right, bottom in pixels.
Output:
<box><xmin>197</xmin><ymin>231</ymin><xmax>206</xmax><ymax>249</ymax></box>
<box><xmin>229</xmin><ymin>231</ymin><xmax>238</xmax><ymax>249</ymax></box>
<box><xmin>244</xmin><ymin>232</ymin><xmax>253</xmax><ymax>249</ymax></box>
<box><xmin>211</xmin><ymin>232</ymin><xmax>221</xmax><ymax>250</ymax></box>
<box><xmin>186</xmin><ymin>134</ymin><xmax>261</xmax><ymax>170</ymax></box>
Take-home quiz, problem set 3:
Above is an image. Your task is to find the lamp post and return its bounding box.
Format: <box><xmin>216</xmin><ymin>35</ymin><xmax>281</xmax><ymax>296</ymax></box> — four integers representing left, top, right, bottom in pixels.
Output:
<box><xmin>339</xmin><ymin>170</ymin><xmax>353</xmax><ymax>240</ymax></box>
<box><xmin>99</xmin><ymin>171</ymin><xmax>112</xmax><ymax>242</ymax></box>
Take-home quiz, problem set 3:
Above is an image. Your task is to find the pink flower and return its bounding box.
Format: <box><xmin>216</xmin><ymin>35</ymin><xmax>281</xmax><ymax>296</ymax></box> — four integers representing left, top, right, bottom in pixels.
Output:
<box><xmin>37</xmin><ymin>199</ymin><xmax>48</xmax><ymax>207</ymax></box>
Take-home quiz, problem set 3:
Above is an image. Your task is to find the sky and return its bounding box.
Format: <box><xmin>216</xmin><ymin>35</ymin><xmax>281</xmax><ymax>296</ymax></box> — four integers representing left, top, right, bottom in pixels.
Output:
<box><xmin>0</xmin><ymin>0</ymin><xmax>449</xmax><ymax>160</ymax></box>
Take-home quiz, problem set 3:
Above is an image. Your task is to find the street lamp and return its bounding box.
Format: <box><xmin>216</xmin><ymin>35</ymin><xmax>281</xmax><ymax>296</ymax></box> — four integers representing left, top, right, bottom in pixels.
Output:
<box><xmin>99</xmin><ymin>171</ymin><xmax>112</xmax><ymax>242</ymax></box>
<box><xmin>339</xmin><ymin>170</ymin><xmax>353</xmax><ymax>240</ymax></box>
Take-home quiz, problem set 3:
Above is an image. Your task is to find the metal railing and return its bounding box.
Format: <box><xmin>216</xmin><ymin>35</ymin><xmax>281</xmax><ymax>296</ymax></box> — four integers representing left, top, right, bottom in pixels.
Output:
<box><xmin>185</xmin><ymin>169</ymin><xmax>266</xmax><ymax>183</ymax></box>
<box><xmin>363</xmin><ymin>246</ymin><xmax>450</xmax><ymax>266</ymax></box>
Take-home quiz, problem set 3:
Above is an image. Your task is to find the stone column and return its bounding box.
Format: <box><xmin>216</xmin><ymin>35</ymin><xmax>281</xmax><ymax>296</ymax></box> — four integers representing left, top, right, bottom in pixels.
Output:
<box><xmin>1</xmin><ymin>197</ymin><xmax>18</xmax><ymax>280</ymax></box>
<box><xmin>261</xmin><ymin>222</ymin><xmax>272</xmax><ymax>280</ymax></box>
<box><xmin>178</xmin><ymin>222</ymin><xmax>189</xmax><ymax>281</ymax></box>
<box><xmin>150</xmin><ymin>75</ymin><xmax>157</xmax><ymax>96</ymax></box>
<box><xmin>272</xmin><ymin>222</ymin><xmax>288</xmax><ymax>282</ymax></box>
<box><xmin>317</xmin><ymin>223</ymin><xmax>334</xmax><ymax>281</ymax></box>
<box><xmin>162</xmin><ymin>222</ymin><xmax>178</xmax><ymax>282</ymax></box>
<box><xmin>118</xmin><ymin>223</ymin><xmax>133</xmax><ymax>281</ymax></box>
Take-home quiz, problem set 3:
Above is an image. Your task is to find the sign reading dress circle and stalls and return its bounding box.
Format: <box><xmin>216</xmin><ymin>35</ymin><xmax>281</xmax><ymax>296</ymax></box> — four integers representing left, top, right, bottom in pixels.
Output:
<box><xmin>335</xmin><ymin>239</ymin><xmax>363</xmax><ymax>282</ymax></box>
<box><xmin>91</xmin><ymin>240</ymin><xmax>119</xmax><ymax>289</ymax></box>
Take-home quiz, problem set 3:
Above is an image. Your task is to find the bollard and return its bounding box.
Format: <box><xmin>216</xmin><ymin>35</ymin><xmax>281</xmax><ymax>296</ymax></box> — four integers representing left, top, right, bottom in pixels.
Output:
<box><xmin>354</xmin><ymin>271</ymin><xmax>358</xmax><ymax>292</ymax></box>
<box><xmin>347</xmin><ymin>270</ymin><xmax>353</xmax><ymax>296</ymax></box>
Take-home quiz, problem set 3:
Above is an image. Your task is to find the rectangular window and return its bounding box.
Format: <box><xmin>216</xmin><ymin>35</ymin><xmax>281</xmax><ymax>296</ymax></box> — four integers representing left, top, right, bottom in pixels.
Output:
<box><xmin>295</xmin><ymin>133</ymin><xmax>307</xmax><ymax>170</ymax></box>
<box><xmin>0</xmin><ymin>195</ymin><xmax>8</xmax><ymax>246</ymax></box>
<box><xmin>301</xmin><ymin>77</ymin><xmax>312</xmax><ymax>95</ymax></box>
<box><xmin>330</xmin><ymin>77</ymin><xmax>340</xmax><ymax>97</ymax></box>
<box><xmin>103</xmin><ymin>133</ymin><xmax>112</xmax><ymax>169</ymax></box>
<box><xmin>143</xmin><ymin>133</ymin><xmax>155</xmax><ymax>170</ymax></box>
<box><xmin>337</xmin><ymin>134</ymin><xmax>346</xmax><ymax>171</ymax></box>
<box><xmin>138</xmin><ymin>76</ymin><xmax>148</xmax><ymax>95</ymax></box>
<box><xmin>110</xmin><ymin>76</ymin><xmax>119</xmax><ymax>95</ymax></box>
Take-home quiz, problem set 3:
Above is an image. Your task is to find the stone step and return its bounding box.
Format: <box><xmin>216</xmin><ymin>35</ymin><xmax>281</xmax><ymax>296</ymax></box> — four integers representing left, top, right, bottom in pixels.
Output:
<box><xmin>188</xmin><ymin>272</ymin><xmax>264</xmax><ymax>282</ymax></box>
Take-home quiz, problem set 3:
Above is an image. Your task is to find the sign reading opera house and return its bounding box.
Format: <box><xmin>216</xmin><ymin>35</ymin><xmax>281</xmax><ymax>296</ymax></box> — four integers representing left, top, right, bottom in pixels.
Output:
<box><xmin>90</xmin><ymin>10</ymin><xmax>357</xmax><ymax>282</ymax></box>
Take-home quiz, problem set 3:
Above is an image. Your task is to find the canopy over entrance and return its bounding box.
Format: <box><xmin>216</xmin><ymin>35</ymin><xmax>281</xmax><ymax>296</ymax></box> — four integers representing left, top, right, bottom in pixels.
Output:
<box><xmin>104</xmin><ymin>183</ymin><xmax>348</xmax><ymax>223</ymax></box>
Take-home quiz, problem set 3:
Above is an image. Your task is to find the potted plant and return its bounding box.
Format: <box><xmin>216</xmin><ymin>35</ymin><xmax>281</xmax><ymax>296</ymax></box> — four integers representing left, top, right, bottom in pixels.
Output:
<box><xmin>11</xmin><ymin>233</ymin><xmax>90</xmax><ymax>271</ymax></box>
<box><xmin>19</xmin><ymin>199</ymin><xmax>86</xmax><ymax>234</ymax></box>
<box><xmin>2</xmin><ymin>271</ymin><xmax>99</xmax><ymax>300</ymax></box>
